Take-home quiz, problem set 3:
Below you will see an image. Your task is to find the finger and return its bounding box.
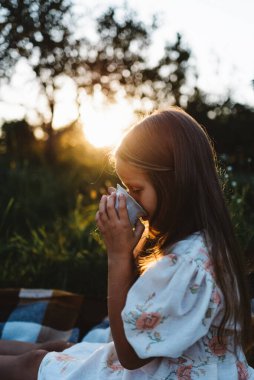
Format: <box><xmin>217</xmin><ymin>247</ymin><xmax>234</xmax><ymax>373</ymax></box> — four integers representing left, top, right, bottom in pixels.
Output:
<box><xmin>108</xmin><ymin>186</ymin><xmax>116</xmax><ymax>194</ymax></box>
<box><xmin>98</xmin><ymin>195</ymin><xmax>108</xmax><ymax>221</ymax></box>
<box><xmin>117</xmin><ymin>194</ymin><xmax>129</xmax><ymax>222</ymax></box>
<box><xmin>95</xmin><ymin>211</ymin><xmax>105</xmax><ymax>233</ymax></box>
<box><xmin>134</xmin><ymin>219</ymin><xmax>145</xmax><ymax>240</ymax></box>
<box><xmin>95</xmin><ymin>210</ymin><xmax>103</xmax><ymax>225</ymax></box>
<box><xmin>106</xmin><ymin>192</ymin><xmax>118</xmax><ymax>219</ymax></box>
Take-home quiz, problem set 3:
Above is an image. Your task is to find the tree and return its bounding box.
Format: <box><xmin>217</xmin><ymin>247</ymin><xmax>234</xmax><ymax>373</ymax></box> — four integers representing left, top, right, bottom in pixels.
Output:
<box><xmin>0</xmin><ymin>0</ymin><xmax>89</xmax><ymax>161</ymax></box>
<box><xmin>79</xmin><ymin>8</ymin><xmax>194</xmax><ymax>109</ymax></box>
<box><xmin>1</xmin><ymin>119</ymin><xmax>37</xmax><ymax>161</ymax></box>
<box><xmin>0</xmin><ymin>0</ymin><xmax>85</xmax><ymax>125</ymax></box>
<box><xmin>0</xmin><ymin>4</ymin><xmax>195</xmax><ymax>122</ymax></box>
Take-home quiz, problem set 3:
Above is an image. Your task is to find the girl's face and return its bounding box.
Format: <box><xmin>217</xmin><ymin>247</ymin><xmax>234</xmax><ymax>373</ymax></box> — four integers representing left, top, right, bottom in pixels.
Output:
<box><xmin>115</xmin><ymin>158</ymin><xmax>157</xmax><ymax>223</ymax></box>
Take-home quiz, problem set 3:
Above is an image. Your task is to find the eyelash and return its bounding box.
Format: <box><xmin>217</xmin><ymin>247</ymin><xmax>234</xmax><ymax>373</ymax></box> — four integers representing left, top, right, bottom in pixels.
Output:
<box><xmin>128</xmin><ymin>188</ymin><xmax>141</xmax><ymax>194</ymax></box>
<box><xmin>123</xmin><ymin>184</ymin><xmax>141</xmax><ymax>194</ymax></box>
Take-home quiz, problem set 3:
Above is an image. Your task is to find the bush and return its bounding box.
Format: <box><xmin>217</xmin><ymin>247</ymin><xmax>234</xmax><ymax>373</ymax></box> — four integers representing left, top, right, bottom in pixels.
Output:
<box><xmin>0</xmin><ymin>196</ymin><xmax>108</xmax><ymax>297</ymax></box>
<box><xmin>220</xmin><ymin>164</ymin><xmax>254</xmax><ymax>254</ymax></box>
<box><xmin>0</xmin><ymin>143</ymin><xmax>253</xmax><ymax>296</ymax></box>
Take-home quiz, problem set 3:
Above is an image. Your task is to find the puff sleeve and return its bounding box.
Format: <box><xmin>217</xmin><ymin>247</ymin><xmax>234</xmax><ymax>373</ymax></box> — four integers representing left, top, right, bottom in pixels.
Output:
<box><xmin>121</xmin><ymin>252</ymin><xmax>223</xmax><ymax>359</ymax></box>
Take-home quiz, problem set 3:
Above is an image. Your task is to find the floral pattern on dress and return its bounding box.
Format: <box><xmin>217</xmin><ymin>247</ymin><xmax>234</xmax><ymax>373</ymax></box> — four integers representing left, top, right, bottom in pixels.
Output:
<box><xmin>208</xmin><ymin>336</ymin><xmax>227</xmax><ymax>356</ymax></box>
<box><xmin>164</xmin><ymin>330</ymin><xmax>229</xmax><ymax>380</ymax></box>
<box><xmin>200</xmin><ymin>327</ymin><xmax>232</xmax><ymax>363</ymax></box>
<box><xmin>198</xmin><ymin>247</ymin><xmax>209</xmax><ymax>257</ymax></box>
<box><xmin>54</xmin><ymin>353</ymin><xmax>77</xmax><ymax>363</ymax></box>
<box><xmin>135</xmin><ymin>312</ymin><xmax>162</xmax><ymax>330</ymax></box>
<box><xmin>190</xmin><ymin>243</ymin><xmax>215</xmax><ymax>279</ymax></box>
<box><xmin>204</xmin><ymin>259</ymin><xmax>216</xmax><ymax>278</ymax></box>
<box><xmin>202</xmin><ymin>282</ymin><xmax>222</xmax><ymax>327</ymax></box>
<box><xmin>39</xmin><ymin>352</ymin><xmax>78</xmax><ymax>377</ymax></box>
<box><xmin>168</xmin><ymin>253</ymin><xmax>178</xmax><ymax>266</ymax></box>
<box><xmin>212</xmin><ymin>289</ymin><xmax>221</xmax><ymax>304</ymax></box>
<box><xmin>168</xmin><ymin>357</ymin><xmax>188</xmax><ymax>366</ymax></box>
<box><xmin>237</xmin><ymin>360</ymin><xmax>250</xmax><ymax>380</ymax></box>
<box><xmin>176</xmin><ymin>365</ymin><xmax>192</xmax><ymax>380</ymax></box>
<box><xmin>38</xmin><ymin>232</ymin><xmax>254</xmax><ymax>380</ymax></box>
<box><xmin>189</xmin><ymin>284</ymin><xmax>200</xmax><ymax>294</ymax></box>
<box><xmin>164</xmin><ymin>360</ymin><xmax>207</xmax><ymax>379</ymax></box>
<box><xmin>123</xmin><ymin>292</ymin><xmax>168</xmax><ymax>351</ymax></box>
<box><xmin>104</xmin><ymin>352</ymin><xmax>124</xmax><ymax>375</ymax></box>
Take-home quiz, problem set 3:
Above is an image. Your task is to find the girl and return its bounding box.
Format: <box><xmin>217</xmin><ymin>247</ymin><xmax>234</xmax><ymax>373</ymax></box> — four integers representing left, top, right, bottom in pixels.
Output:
<box><xmin>2</xmin><ymin>107</ymin><xmax>253</xmax><ymax>379</ymax></box>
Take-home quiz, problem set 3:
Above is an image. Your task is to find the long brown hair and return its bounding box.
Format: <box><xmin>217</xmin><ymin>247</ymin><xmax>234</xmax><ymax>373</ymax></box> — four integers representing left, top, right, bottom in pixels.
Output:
<box><xmin>115</xmin><ymin>107</ymin><xmax>251</xmax><ymax>350</ymax></box>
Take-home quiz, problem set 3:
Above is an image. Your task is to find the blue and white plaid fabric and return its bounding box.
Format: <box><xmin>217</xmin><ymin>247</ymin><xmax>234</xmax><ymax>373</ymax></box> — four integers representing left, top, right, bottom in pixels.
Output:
<box><xmin>0</xmin><ymin>288</ymin><xmax>83</xmax><ymax>343</ymax></box>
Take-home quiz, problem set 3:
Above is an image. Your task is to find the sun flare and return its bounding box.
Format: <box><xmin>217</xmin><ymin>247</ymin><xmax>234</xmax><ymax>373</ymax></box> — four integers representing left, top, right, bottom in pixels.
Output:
<box><xmin>80</xmin><ymin>94</ymin><xmax>136</xmax><ymax>148</ymax></box>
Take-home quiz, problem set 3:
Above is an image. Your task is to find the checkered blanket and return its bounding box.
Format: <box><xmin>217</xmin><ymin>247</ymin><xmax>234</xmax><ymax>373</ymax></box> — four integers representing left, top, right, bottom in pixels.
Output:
<box><xmin>0</xmin><ymin>288</ymin><xmax>84</xmax><ymax>343</ymax></box>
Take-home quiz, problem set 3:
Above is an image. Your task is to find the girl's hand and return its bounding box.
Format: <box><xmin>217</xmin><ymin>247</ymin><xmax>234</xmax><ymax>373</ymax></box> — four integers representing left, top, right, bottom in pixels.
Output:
<box><xmin>96</xmin><ymin>191</ymin><xmax>144</xmax><ymax>261</ymax></box>
<box><xmin>108</xmin><ymin>186</ymin><xmax>116</xmax><ymax>194</ymax></box>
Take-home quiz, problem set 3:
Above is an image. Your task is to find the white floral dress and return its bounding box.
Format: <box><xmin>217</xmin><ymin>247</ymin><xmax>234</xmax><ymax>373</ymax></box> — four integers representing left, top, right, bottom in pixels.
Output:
<box><xmin>38</xmin><ymin>232</ymin><xmax>254</xmax><ymax>380</ymax></box>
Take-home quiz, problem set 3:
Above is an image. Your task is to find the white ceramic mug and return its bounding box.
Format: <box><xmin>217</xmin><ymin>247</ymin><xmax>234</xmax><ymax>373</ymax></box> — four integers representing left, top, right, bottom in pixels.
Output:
<box><xmin>115</xmin><ymin>184</ymin><xmax>147</xmax><ymax>226</ymax></box>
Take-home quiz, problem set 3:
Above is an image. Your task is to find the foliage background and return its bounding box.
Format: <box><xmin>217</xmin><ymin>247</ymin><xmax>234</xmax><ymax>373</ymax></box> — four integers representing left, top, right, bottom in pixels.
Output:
<box><xmin>0</xmin><ymin>2</ymin><xmax>253</xmax><ymax>298</ymax></box>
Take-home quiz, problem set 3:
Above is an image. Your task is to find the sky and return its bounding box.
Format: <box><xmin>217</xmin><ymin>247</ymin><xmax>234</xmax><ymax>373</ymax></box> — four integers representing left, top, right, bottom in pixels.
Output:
<box><xmin>78</xmin><ymin>0</ymin><xmax>254</xmax><ymax>104</ymax></box>
<box><xmin>0</xmin><ymin>0</ymin><xmax>253</xmax><ymax>146</ymax></box>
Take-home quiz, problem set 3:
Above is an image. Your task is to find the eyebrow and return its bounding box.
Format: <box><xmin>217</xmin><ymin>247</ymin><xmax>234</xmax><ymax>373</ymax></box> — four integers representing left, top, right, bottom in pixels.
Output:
<box><xmin>123</xmin><ymin>182</ymin><xmax>143</xmax><ymax>188</ymax></box>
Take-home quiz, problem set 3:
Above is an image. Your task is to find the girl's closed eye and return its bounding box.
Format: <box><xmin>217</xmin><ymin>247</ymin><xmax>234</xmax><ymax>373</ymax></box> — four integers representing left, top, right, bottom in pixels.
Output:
<box><xmin>122</xmin><ymin>184</ymin><xmax>141</xmax><ymax>194</ymax></box>
<box><xmin>130</xmin><ymin>188</ymin><xmax>141</xmax><ymax>194</ymax></box>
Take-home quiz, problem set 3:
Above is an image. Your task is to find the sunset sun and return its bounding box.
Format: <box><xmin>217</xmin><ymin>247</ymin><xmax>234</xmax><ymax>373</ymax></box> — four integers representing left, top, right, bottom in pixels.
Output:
<box><xmin>80</xmin><ymin>94</ymin><xmax>136</xmax><ymax>148</ymax></box>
